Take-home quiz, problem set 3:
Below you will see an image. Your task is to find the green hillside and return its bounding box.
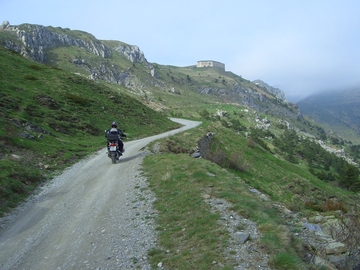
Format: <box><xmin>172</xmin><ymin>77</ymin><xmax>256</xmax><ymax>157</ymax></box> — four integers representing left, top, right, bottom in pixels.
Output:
<box><xmin>143</xmin><ymin>116</ymin><xmax>360</xmax><ymax>269</ymax></box>
<box><xmin>0</xmin><ymin>46</ymin><xmax>179</xmax><ymax>214</ymax></box>
<box><xmin>1</xmin><ymin>23</ymin><xmax>360</xmax><ymax>269</ymax></box>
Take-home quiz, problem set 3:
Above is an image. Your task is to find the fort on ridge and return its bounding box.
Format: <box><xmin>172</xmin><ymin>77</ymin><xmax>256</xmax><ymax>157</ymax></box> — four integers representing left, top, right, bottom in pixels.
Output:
<box><xmin>196</xmin><ymin>60</ymin><xmax>225</xmax><ymax>70</ymax></box>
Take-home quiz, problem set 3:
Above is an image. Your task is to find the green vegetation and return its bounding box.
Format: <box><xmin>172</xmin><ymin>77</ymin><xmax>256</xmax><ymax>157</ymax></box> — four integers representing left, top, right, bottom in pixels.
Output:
<box><xmin>143</xmin><ymin>116</ymin><xmax>359</xmax><ymax>269</ymax></box>
<box><xmin>1</xmin><ymin>24</ymin><xmax>360</xmax><ymax>269</ymax></box>
<box><xmin>0</xmin><ymin>46</ymin><xmax>179</xmax><ymax>214</ymax></box>
<box><xmin>273</xmin><ymin>128</ymin><xmax>360</xmax><ymax>191</ymax></box>
<box><xmin>145</xmin><ymin>154</ymin><xmax>233</xmax><ymax>269</ymax></box>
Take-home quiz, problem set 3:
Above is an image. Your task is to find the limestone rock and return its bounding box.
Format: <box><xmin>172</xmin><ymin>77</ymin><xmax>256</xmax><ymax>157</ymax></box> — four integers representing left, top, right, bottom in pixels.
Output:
<box><xmin>325</xmin><ymin>241</ymin><xmax>347</xmax><ymax>255</ymax></box>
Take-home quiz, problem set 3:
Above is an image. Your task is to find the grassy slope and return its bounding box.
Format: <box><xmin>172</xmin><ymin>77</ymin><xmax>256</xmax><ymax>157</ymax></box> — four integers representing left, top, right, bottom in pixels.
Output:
<box><xmin>0</xmin><ymin>46</ymin><xmax>180</xmax><ymax>214</ymax></box>
<box><xmin>149</xmin><ymin>65</ymin><xmax>272</xmax><ymax>113</ymax></box>
<box><xmin>143</xmin><ymin>118</ymin><xmax>358</xmax><ymax>269</ymax></box>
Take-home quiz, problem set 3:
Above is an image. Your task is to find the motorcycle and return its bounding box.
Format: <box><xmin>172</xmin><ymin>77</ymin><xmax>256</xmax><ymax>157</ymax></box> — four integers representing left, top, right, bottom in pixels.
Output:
<box><xmin>105</xmin><ymin>129</ymin><xmax>125</xmax><ymax>164</ymax></box>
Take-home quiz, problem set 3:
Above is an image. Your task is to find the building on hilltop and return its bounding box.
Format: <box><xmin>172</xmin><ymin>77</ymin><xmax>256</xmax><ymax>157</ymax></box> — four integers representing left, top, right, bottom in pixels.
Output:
<box><xmin>197</xmin><ymin>60</ymin><xmax>225</xmax><ymax>70</ymax></box>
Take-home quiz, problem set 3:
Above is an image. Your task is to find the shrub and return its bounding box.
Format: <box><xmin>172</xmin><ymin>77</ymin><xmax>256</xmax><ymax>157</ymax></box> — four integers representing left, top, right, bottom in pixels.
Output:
<box><xmin>24</xmin><ymin>75</ymin><xmax>38</xmax><ymax>80</ymax></box>
<box><xmin>304</xmin><ymin>199</ymin><xmax>347</xmax><ymax>213</ymax></box>
<box><xmin>199</xmin><ymin>109</ymin><xmax>210</xmax><ymax>120</ymax></box>
<box><xmin>328</xmin><ymin>212</ymin><xmax>360</xmax><ymax>268</ymax></box>
<box><xmin>227</xmin><ymin>150</ymin><xmax>249</xmax><ymax>172</ymax></box>
<box><xmin>321</xmin><ymin>200</ymin><xmax>347</xmax><ymax>212</ymax></box>
<box><xmin>205</xmin><ymin>139</ymin><xmax>249</xmax><ymax>172</ymax></box>
<box><xmin>166</xmin><ymin>139</ymin><xmax>190</xmax><ymax>154</ymax></box>
<box><xmin>65</xmin><ymin>93</ymin><xmax>89</xmax><ymax>105</ymax></box>
<box><xmin>340</xmin><ymin>163</ymin><xmax>360</xmax><ymax>191</ymax></box>
<box><xmin>246</xmin><ymin>138</ymin><xmax>256</xmax><ymax>148</ymax></box>
<box><xmin>28</xmin><ymin>64</ymin><xmax>42</xmax><ymax>70</ymax></box>
<box><xmin>269</xmin><ymin>251</ymin><xmax>305</xmax><ymax>270</ymax></box>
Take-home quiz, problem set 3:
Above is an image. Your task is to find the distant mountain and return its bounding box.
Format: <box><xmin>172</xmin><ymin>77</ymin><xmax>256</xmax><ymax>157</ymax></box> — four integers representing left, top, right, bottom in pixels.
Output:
<box><xmin>297</xmin><ymin>88</ymin><xmax>360</xmax><ymax>142</ymax></box>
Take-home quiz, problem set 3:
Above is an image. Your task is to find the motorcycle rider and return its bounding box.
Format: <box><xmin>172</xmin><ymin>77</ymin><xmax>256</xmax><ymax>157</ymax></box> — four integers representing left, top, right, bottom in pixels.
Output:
<box><xmin>105</xmin><ymin>121</ymin><xmax>126</xmax><ymax>155</ymax></box>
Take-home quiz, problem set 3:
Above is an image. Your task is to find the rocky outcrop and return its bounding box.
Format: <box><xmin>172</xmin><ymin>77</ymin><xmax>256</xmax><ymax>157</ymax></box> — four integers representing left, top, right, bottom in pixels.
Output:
<box><xmin>198</xmin><ymin>83</ymin><xmax>303</xmax><ymax>122</ymax></box>
<box><xmin>1</xmin><ymin>21</ymin><xmax>111</xmax><ymax>62</ymax></box>
<box><xmin>113</xmin><ymin>44</ymin><xmax>147</xmax><ymax>63</ymax></box>
<box><xmin>253</xmin><ymin>79</ymin><xmax>286</xmax><ymax>101</ymax></box>
<box><xmin>0</xmin><ymin>21</ymin><xmax>154</xmax><ymax>89</ymax></box>
<box><xmin>205</xmin><ymin>197</ymin><xmax>271</xmax><ymax>269</ymax></box>
<box><xmin>318</xmin><ymin>140</ymin><xmax>357</xmax><ymax>166</ymax></box>
<box><xmin>1</xmin><ymin>21</ymin><xmax>150</xmax><ymax>66</ymax></box>
<box><xmin>255</xmin><ymin>115</ymin><xmax>271</xmax><ymax>130</ymax></box>
<box><xmin>196</xmin><ymin>132</ymin><xmax>215</xmax><ymax>159</ymax></box>
<box><xmin>202</xmin><ymin>175</ymin><xmax>360</xmax><ymax>269</ymax></box>
<box><xmin>87</xmin><ymin>63</ymin><xmax>143</xmax><ymax>89</ymax></box>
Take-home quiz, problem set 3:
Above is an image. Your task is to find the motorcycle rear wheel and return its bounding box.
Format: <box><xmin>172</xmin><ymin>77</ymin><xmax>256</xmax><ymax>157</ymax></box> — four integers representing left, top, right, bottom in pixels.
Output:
<box><xmin>111</xmin><ymin>153</ymin><xmax>116</xmax><ymax>164</ymax></box>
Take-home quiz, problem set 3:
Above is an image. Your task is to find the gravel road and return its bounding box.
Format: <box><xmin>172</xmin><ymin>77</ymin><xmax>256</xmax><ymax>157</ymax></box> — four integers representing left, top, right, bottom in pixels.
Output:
<box><xmin>0</xmin><ymin>118</ymin><xmax>201</xmax><ymax>270</ymax></box>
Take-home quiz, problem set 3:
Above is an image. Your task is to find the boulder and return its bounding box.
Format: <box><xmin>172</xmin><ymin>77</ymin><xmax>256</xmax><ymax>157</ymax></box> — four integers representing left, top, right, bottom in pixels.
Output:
<box><xmin>314</xmin><ymin>256</ymin><xmax>338</xmax><ymax>270</ymax></box>
<box><xmin>325</xmin><ymin>241</ymin><xmax>347</xmax><ymax>255</ymax></box>
<box><xmin>235</xmin><ymin>232</ymin><xmax>250</xmax><ymax>244</ymax></box>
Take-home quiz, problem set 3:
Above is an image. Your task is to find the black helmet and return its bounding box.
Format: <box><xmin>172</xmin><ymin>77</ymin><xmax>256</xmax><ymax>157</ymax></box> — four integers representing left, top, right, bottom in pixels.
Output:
<box><xmin>111</xmin><ymin>121</ymin><xmax>117</xmax><ymax>128</ymax></box>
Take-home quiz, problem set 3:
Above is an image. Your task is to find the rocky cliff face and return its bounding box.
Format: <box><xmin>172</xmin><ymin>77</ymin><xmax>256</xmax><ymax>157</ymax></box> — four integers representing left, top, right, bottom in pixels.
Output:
<box><xmin>198</xmin><ymin>82</ymin><xmax>303</xmax><ymax>121</ymax></box>
<box><xmin>0</xmin><ymin>21</ymin><xmax>153</xmax><ymax>89</ymax></box>
<box><xmin>253</xmin><ymin>79</ymin><xmax>286</xmax><ymax>101</ymax></box>
<box><xmin>1</xmin><ymin>21</ymin><xmax>111</xmax><ymax>62</ymax></box>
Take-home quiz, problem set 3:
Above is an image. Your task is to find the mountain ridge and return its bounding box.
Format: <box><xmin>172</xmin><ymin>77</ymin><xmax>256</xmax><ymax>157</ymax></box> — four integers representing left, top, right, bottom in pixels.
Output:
<box><xmin>1</xmin><ymin>21</ymin><xmax>302</xmax><ymax>122</ymax></box>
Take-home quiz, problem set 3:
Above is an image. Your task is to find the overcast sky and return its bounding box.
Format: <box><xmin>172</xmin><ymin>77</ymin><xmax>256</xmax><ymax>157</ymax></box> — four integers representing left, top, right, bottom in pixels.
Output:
<box><xmin>1</xmin><ymin>0</ymin><xmax>359</xmax><ymax>102</ymax></box>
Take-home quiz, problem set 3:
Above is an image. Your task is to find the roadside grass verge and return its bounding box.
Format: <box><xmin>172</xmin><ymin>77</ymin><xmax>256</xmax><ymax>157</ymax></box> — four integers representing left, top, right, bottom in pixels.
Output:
<box><xmin>144</xmin><ymin>154</ymin><xmax>234</xmax><ymax>269</ymax></box>
<box><xmin>143</xmin><ymin>153</ymin><xmax>307</xmax><ymax>269</ymax></box>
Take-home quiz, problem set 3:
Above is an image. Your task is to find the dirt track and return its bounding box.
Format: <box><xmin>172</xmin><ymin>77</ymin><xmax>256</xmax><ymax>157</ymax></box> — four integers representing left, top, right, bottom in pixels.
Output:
<box><xmin>0</xmin><ymin>118</ymin><xmax>201</xmax><ymax>270</ymax></box>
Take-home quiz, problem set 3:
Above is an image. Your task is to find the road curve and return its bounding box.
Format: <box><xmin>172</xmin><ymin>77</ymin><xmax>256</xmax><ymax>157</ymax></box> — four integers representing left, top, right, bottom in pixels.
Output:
<box><xmin>0</xmin><ymin>118</ymin><xmax>201</xmax><ymax>270</ymax></box>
